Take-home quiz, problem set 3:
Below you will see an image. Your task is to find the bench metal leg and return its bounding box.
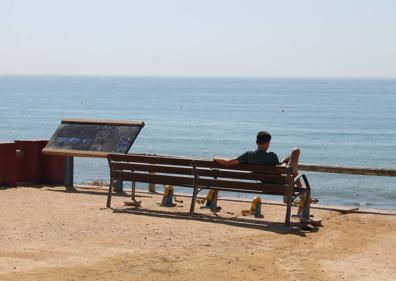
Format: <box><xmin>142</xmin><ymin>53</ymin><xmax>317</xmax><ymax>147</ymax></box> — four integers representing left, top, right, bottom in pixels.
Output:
<box><xmin>131</xmin><ymin>181</ymin><xmax>136</xmax><ymax>200</ymax></box>
<box><xmin>190</xmin><ymin>186</ymin><xmax>199</xmax><ymax>214</ymax></box>
<box><xmin>302</xmin><ymin>174</ymin><xmax>311</xmax><ymax>220</ymax></box>
<box><xmin>106</xmin><ymin>180</ymin><xmax>113</xmax><ymax>208</ymax></box>
<box><xmin>305</xmin><ymin>186</ymin><xmax>311</xmax><ymax>218</ymax></box>
<box><xmin>285</xmin><ymin>193</ymin><xmax>292</xmax><ymax>227</ymax></box>
<box><xmin>190</xmin><ymin>161</ymin><xmax>199</xmax><ymax>214</ymax></box>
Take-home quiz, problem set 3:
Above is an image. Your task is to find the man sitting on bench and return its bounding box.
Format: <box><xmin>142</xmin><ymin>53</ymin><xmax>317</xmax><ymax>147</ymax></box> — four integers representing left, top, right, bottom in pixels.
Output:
<box><xmin>213</xmin><ymin>131</ymin><xmax>301</xmax><ymax>185</ymax></box>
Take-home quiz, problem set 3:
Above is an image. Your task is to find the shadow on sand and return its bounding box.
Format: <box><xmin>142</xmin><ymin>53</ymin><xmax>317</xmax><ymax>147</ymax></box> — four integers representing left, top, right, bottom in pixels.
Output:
<box><xmin>46</xmin><ymin>185</ymin><xmax>155</xmax><ymax>198</ymax></box>
<box><xmin>46</xmin><ymin>185</ymin><xmax>318</xmax><ymax>236</ymax></box>
<box><xmin>111</xmin><ymin>206</ymin><xmax>317</xmax><ymax>237</ymax></box>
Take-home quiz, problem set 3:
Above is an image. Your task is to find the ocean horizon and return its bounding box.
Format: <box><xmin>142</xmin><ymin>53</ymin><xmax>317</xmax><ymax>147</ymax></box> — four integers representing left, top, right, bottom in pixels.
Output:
<box><xmin>1</xmin><ymin>75</ymin><xmax>395</xmax><ymax>209</ymax></box>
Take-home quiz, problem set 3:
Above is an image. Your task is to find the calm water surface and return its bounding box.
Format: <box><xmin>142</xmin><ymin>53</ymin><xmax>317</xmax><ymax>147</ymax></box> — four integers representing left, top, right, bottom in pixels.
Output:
<box><xmin>1</xmin><ymin>76</ymin><xmax>395</xmax><ymax>209</ymax></box>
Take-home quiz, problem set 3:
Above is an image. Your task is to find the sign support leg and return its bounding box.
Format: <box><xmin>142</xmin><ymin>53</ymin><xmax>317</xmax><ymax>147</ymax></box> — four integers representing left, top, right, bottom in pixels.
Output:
<box><xmin>64</xmin><ymin>156</ymin><xmax>74</xmax><ymax>190</ymax></box>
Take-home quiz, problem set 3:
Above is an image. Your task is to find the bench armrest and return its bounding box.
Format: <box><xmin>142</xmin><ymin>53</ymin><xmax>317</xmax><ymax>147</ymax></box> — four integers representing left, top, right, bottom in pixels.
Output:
<box><xmin>294</xmin><ymin>173</ymin><xmax>311</xmax><ymax>189</ymax></box>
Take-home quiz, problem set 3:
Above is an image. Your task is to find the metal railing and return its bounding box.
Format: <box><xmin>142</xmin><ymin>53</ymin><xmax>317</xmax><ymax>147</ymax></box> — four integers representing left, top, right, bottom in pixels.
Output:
<box><xmin>299</xmin><ymin>164</ymin><xmax>396</xmax><ymax>177</ymax></box>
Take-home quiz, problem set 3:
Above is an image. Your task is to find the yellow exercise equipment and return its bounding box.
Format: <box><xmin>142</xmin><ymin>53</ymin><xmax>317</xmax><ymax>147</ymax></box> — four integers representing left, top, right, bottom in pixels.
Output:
<box><xmin>241</xmin><ymin>197</ymin><xmax>264</xmax><ymax>218</ymax></box>
<box><xmin>160</xmin><ymin>185</ymin><xmax>183</xmax><ymax>207</ymax></box>
<box><xmin>197</xmin><ymin>189</ymin><xmax>221</xmax><ymax>212</ymax></box>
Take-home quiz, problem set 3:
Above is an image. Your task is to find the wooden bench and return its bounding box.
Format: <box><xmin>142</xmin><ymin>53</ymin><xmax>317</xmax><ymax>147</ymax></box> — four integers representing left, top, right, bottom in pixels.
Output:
<box><xmin>106</xmin><ymin>153</ymin><xmax>312</xmax><ymax>226</ymax></box>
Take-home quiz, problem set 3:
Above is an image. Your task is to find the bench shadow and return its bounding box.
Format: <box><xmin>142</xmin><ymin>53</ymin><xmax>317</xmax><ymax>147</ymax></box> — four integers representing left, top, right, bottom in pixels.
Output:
<box><xmin>46</xmin><ymin>186</ymin><xmax>154</xmax><ymax>198</ymax></box>
<box><xmin>45</xmin><ymin>186</ymin><xmax>318</xmax><ymax>235</ymax></box>
<box><xmin>112</xmin><ymin>207</ymin><xmax>314</xmax><ymax>237</ymax></box>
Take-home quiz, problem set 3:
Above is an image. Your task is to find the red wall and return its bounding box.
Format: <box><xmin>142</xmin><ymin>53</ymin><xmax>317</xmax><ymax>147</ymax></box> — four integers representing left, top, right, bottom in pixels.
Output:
<box><xmin>0</xmin><ymin>142</ymin><xmax>17</xmax><ymax>187</ymax></box>
<box><xmin>0</xmin><ymin>140</ymin><xmax>64</xmax><ymax>187</ymax></box>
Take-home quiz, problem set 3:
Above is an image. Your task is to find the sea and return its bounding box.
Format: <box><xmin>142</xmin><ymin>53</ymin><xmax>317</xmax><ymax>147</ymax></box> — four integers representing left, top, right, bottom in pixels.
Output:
<box><xmin>1</xmin><ymin>76</ymin><xmax>395</xmax><ymax>210</ymax></box>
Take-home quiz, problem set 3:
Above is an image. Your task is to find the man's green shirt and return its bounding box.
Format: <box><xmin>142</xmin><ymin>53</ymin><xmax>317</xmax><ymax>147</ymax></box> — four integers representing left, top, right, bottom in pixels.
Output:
<box><xmin>237</xmin><ymin>149</ymin><xmax>280</xmax><ymax>166</ymax></box>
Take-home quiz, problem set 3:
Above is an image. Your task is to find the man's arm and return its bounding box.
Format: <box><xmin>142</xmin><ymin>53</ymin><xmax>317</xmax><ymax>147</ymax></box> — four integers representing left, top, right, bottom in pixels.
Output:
<box><xmin>213</xmin><ymin>157</ymin><xmax>240</xmax><ymax>166</ymax></box>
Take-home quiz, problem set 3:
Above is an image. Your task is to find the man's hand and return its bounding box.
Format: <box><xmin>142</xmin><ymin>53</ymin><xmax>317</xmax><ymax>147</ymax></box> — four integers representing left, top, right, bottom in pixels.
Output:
<box><xmin>281</xmin><ymin>156</ymin><xmax>290</xmax><ymax>164</ymax></box>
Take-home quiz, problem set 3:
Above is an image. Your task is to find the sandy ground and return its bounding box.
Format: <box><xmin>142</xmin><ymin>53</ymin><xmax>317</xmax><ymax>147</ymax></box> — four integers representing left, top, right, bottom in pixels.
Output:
<box><xmin>1</xmin><ymin>186</ymin><xmax>395</xmax><ymax>281</ymax></box>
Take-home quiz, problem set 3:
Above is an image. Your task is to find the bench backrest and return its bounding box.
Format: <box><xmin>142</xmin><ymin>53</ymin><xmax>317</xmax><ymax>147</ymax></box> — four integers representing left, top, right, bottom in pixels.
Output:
<box><xmin>108</xmin><ymin>153</ymin><xmax>294</xmax><ymax>195</ymax></box>
<box><xmin>193</xmin><ymin>159</ymin><xmax>292</xmax><ymax>195</ymax></box>
<box><xmin>108</xmin><ymin>153</ymin><xmax>195</xmax><ymax>187</ymax></box>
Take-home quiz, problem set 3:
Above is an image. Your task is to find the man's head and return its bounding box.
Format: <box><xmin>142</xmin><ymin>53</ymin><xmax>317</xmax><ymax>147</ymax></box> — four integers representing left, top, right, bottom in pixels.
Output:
<box><xmin>256</xmin><ymin>131</ymin><xmax>271</xmax><ymax>151</ymax></box>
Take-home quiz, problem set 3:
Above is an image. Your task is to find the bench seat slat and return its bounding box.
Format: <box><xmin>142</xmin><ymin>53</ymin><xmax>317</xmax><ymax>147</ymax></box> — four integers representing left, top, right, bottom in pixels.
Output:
<box><xmin>197</xmin><ymin>178</ymin><xmax>289</xmax><ymax>194</ymax></box>
<box><xmin>109</xmin><ymin>153</ymin><xmax>193</xmax><ymax>166</ymax></box>
<box><xmin>112</xmin><ymin>162</ymin><xmax>193</xmax><ymax>175</ymax></box>
<box><xmin>196</xmin><ymin>168</ymin><xmax>287</xmax><ymax>184</ymax></box>
<box><xmin>194</xmin><ymin>159</ymin><xmax>292</xmax><ymax>174</ymax></box>
<box><xmin>200</xmin><ymin>186</ymin><xmax>287</xmax><ymax>195</ymax></box>
<box><xmin>112</xmin><ymin>171</ymin><xmax>194</xmax><ymax>187</ymax></box>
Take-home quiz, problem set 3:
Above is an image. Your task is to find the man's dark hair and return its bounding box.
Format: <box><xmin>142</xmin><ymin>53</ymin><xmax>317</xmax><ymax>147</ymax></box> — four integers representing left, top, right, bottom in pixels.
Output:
<box><xmin>256</xmin><ymin>131</ymin><xmax>271</xmax><ymax>144</ymax></box>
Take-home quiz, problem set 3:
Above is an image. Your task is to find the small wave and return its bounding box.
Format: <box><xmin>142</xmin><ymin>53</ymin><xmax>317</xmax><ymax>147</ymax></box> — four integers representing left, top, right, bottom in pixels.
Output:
<box><xmin>351</xmin><ymin>202</ymin><xmax>375</xmax><ymax>208</ymax></box>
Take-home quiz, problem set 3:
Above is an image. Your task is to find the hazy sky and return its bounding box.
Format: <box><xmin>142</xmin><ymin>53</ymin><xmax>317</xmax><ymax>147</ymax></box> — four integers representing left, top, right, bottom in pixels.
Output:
<box><xmin>1</xmin><ymin>0</ymin><xmax>396</xmax><ymax>77</ymax></box>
